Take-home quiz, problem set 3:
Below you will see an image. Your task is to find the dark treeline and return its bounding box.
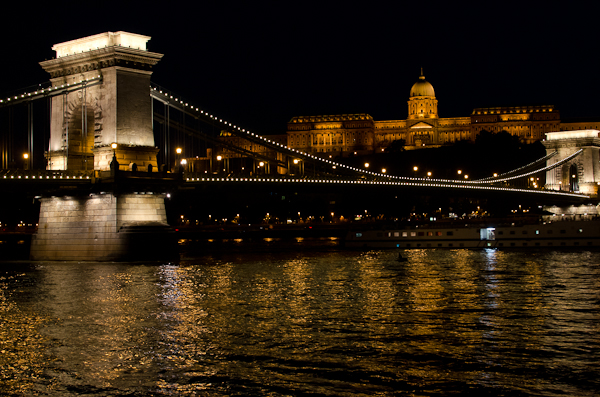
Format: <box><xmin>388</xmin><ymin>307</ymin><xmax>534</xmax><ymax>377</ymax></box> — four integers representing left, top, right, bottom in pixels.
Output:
<box><xmin>341</xmin><ymin>131</ymin><xmax>546</xmax><ymax>180</ymax></box>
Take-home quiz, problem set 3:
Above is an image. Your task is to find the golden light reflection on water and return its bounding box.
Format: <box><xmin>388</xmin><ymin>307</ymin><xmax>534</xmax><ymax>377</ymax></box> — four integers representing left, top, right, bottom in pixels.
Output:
<box><xmin>0</xmin><ymin>249</ymin><xmax>599</xmax><ymax>395</ymax></box>
<box><xmin>0</xmin><ymin>272</ymin><xmax>49</xmax><ymax>393</ymax></box>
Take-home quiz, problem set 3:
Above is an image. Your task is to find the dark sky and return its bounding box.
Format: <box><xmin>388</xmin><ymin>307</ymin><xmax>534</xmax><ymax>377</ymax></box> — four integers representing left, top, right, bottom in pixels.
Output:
<box><xmin>2</xmin><ymin>2</ymin><xmax>598</xmax><ymax>134</ymax></box>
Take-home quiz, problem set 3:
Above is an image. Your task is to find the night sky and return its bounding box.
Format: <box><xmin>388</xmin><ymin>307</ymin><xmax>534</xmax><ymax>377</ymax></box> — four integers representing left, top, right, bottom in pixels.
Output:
<box><xmin>2</xmin><ymin>3</ymin><xmax>598</xmax><ymax>135</ymax></box>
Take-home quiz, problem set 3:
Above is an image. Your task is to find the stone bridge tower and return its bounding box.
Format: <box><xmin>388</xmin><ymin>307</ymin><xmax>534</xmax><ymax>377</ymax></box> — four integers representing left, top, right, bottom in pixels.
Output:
<box><xmin>31</xmin><ymin>32</ymin><xmax>174</xmax><ymax>261</ymax></box>
<box><xmin>543</xmin><ymin>130</ymin><xmax>600</xmax><ymax>198</ymax></box>
<box><xmin>40</xmin><ymin>31</ymin><xmax>162</xmax><ymax>171</ymax></box>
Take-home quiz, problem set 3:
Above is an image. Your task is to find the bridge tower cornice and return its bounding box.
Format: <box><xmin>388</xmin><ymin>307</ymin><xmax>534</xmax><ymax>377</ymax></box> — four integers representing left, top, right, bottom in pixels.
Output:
<box><xmin>39</xmin><ymin>46</ymin><xmax>163</xmax><ymax>80</ymax></box>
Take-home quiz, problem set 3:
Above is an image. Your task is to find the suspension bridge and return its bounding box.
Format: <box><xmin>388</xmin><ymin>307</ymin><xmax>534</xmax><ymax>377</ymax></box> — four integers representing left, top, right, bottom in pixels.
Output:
<box><xmin>0</xmin><ymin>31</ymin><xmax>597</xmax><ymax>261</ymax></box>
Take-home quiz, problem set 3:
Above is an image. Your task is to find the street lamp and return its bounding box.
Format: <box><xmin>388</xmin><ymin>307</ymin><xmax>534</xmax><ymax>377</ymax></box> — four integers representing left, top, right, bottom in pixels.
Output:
<box><xmin>175</xmin><ymin>148</ymin><xmax>182</xmax><ymax>172</ymax></box>
<box><xmin>23</xmin><ymin>153</ymin><xmax>29</xmax><ymax>170</ymax></box>
<box><xmin>110</xmin><ymin>143</ymin><xmax>118</xmax><ymax>171</ymax></box>
<box><xmin>413</xmin><ymin>166</ymin><xmax>418</xmax><ymax>178</ymax></box>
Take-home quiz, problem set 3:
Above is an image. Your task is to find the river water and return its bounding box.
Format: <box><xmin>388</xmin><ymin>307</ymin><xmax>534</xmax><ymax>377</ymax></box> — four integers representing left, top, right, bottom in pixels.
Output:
<box><xmin>1</xmin><ymin>238</ymin><xmax>599</xmax><ymax>396</ymax></box>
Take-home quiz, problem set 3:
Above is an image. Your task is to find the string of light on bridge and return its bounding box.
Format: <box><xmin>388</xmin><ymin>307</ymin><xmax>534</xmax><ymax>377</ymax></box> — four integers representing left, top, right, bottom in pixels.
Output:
<box><xmin>0</xmin><ymin>75</ymin><xmax>103</xmax><ymax>104</ymax></box>
<box><xmin>149</xmin><ymin>86</ymin><xmax>484</xmax><ymax>183</ymax></box>
<box><xmin>182</xmin><ymin>176</ymin><xmax>589</xmax><ymax>199</ymax></box>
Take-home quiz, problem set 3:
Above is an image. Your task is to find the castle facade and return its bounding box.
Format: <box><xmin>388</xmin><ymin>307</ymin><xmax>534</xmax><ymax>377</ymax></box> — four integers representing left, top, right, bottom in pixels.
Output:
<box><xmin>286</xmin><ymin>70</ymin><xmax>600</xmax><ymax>156</ymax></box>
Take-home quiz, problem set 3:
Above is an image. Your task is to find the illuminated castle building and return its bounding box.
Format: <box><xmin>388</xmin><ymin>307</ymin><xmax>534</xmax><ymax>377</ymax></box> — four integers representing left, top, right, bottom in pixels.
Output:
<box><xmin>286</xmin><ymin>70</ymin><xmax>600</xmax><ymax>156</ymax></box>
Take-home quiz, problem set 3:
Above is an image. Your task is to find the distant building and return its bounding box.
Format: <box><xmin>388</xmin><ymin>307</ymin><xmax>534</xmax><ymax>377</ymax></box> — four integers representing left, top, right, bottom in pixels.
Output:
<box><xmin>286</xmin><ymin>70</ymin><xmax>599</xmax><ymax>156</ymax></box>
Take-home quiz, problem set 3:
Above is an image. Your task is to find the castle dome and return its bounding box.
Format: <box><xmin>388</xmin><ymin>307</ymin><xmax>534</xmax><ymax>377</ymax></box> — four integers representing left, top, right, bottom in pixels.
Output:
<box><xmin>410</xmin><ymin>69</ymin><xmax>435</xmax><ymax>97</ymax></box>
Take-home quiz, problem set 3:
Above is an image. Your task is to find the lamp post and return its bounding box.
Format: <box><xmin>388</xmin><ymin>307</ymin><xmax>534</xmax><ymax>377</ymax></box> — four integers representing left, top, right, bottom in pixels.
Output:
<box><xmin>176</xmin><ymin>148</ymin><xmax>182</xmax><ymax>172</ymax></box>
<box><xmin>110</xmin><ymin>143</ymin><xmax>118</xmax><ymax>172</ymax></box>
<box><xmin>23</xmin><ymin>153</ymin><xmax>29</xmax><ymax>170</ymax></box>
<box><xmin>413</xmin><ymin>166</ymin><xmax>418</xmax><ymax>178</ymax></box>
<box><xmin>216</xmin><ymin>155</ymin><xmax>222</xmax><ymax>174</ymax></box>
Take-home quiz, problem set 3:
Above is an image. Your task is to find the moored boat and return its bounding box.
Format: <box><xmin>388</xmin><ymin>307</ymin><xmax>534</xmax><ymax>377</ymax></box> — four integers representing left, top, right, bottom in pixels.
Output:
<box><xmin>345</xmin><ymin>220</ymin><xmax>600</xmax><ymax>249</ymax></box>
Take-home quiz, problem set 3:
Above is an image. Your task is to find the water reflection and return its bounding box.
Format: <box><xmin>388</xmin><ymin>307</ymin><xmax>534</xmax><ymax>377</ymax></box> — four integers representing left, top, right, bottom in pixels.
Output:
<box><xmin>0</xmin><ymin>248</ymin><xmax>599</xmax><ymax>395</ymax></box>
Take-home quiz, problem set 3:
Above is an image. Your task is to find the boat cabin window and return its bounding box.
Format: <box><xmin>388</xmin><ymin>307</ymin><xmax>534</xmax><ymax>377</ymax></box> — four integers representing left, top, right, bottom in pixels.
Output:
<box><xmin>447</xmin><ymin>231</ymin><xmax>454</xmax><ymax>236</ymax></box>
<box><xmin>355</xmin><ymin>233</ymin><xmax>363</xmax><ymax>238</ymax></box>
<box><xmin>402</xmin><ymin>232</ymin><xmax>408</xmax><ymax>237</ymax></box>
<box><xmin>480</xmin><ymin>227</ymin><xmax>496</xmax><ymax>241</ymax></box>
<box><xmin>394</xmin><ymin>232</ymin><xmax>400</xmax><ymax>237</ymax></box>
<box><xmin>410</xmin><ymin>232</ymin><xmax>417</xmax><ymax>237</ymax></box>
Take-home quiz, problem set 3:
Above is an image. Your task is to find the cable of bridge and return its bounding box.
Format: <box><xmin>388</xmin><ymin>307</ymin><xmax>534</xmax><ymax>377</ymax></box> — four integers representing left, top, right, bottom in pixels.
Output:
<box><xmin>465</xmin><ymin>149</ymin><xmax>583</xmax><ymax>184</ymax></box>
<box><xmin>149</xmin><ymin>83</ymin><xmax>413</xmax><ymax>180</ymax></box>
<box><xmin>0</xmin><ymin>76</ymin><xmax>103</xmax><ymax>107</ymax></box>
<box><xmin>473</xmin><ymin>151</ymin><xmax>558</xmax><ymax>181</ymax></box>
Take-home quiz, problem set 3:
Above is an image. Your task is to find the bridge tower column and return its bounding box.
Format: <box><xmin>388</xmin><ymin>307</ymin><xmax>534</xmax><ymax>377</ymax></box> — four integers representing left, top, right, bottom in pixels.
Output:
<box><xmin>39</xmin><ymin>31</ymin><xmax>163</xmax><ymax>172</ymax></box>
<box><xmin>543</xmin><ymin>130</ymin><xmax>600</xmax><ymax>198</ymax></box>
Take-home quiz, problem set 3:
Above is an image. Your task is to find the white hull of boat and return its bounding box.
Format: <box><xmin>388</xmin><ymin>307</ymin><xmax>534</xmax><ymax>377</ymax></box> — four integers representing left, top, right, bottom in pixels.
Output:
<box><xmin>345</xmin><ymin>220</ymin><xmax>600</xmax><ymax>249</ymax></box>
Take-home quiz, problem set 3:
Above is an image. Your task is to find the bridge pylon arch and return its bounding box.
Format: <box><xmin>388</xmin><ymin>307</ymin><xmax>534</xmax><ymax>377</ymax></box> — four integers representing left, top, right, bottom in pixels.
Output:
<box><xmin>543</xmin><ymin>130</ymin><xmax>600</xmax><ymax>198</ymax></box>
